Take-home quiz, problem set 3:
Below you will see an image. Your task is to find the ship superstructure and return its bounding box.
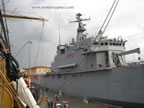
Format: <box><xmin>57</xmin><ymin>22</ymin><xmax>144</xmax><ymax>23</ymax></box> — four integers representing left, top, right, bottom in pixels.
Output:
<box><xmin>52</xmin><ymin>13</ymin><xmax>138</xmax><ymax>73</ymax></box>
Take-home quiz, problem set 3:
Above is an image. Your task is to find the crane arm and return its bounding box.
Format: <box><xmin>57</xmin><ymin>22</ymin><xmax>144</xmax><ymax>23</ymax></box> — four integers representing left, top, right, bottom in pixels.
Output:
<box><xmin>119</xmin><ymin>48</ymin><xmax>140</xmax><ymax>56</ymax></box>
<box><xmin>2</xmin><ymin>14</ymin><xmax>48</xmax><ymax>21</ymax></box>
<box><xmin>112</xmin><ymin>48</ymin><xmax>140</xmax><ymax>67</ymax></box>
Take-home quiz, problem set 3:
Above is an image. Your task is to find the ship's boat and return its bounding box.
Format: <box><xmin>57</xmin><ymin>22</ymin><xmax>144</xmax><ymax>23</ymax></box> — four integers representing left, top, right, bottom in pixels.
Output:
<box><xmin>37</xmin><ymin>12</ymin><xmax>144</xmax><ymax>108</ymax></box>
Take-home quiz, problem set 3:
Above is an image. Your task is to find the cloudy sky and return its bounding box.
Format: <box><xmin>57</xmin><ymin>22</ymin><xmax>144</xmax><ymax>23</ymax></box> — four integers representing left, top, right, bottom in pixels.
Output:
<box><xmin>1</xmin><ymin>0</ymin><xmax>144</xmax><ymax>69</ymax></box>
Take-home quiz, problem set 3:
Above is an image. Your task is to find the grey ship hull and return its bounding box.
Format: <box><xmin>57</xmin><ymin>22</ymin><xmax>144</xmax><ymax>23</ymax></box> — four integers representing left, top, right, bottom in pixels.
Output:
<box><xmin>38</xmin><ymin>65</ymin><xmax>144</xmax><ymax>107</ymax></box>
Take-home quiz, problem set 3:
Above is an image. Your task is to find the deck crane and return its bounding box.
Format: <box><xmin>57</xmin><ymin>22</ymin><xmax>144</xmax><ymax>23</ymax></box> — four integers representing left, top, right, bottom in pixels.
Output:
<box><xmin>112</xmin><ymin>48</ymin><xmax>141</xmax><ymax>67</ymax></box>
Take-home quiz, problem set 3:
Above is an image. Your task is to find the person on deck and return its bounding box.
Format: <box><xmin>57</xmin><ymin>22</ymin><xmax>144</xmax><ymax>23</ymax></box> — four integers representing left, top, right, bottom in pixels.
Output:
<box><xmin>54</xmin><ymin>101</ymin><xmax>57</xmax><ymax>108</ymax></box>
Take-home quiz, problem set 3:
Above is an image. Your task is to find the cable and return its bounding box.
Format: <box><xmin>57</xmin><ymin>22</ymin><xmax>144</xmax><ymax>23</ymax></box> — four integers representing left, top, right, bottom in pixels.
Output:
<box><xmin>15</xmin><ymin>43</ymin><xmax>27</xmax><ymax>57</ymax></box>
<box><xmin>0</xmin><ymin>10</ymin><xmax>8</xmax><ymax>48</ymax></box>
<box><xmin>40</xmin><ymin>41</ymin><xmax>44</xmax><ymax>65</ymax></box>
<box><xmin>1</xmin><ymin>0</ymin><xmax>11</xmax><ymax>50</ymax></box>
<box><xmin>102</xmin><ymin>0</ymin><xmax>119</xmax><ymax>35</ymax></box>
<box><xmin>34</xmin><ymin>23</ymin><xmax>44</xmax><ymax>66</ymax></box>
<box><xmin>98</xmin><ymin>0</ymin><xmax>117</xmax><ymax>34</ymax></box>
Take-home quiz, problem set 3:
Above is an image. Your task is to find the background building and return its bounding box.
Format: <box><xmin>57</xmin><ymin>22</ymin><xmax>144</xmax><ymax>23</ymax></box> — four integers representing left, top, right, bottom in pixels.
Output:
<box><xmin>22</xmin><ymin>66</ymin><xmax>51</xmax><ymax>75</ymax></box>
<box><xmin>20</xmin><ymin>66</ymin><xmax>51</xmax><ymax>84</ymax></box>
<box><xmin>30</xmin><ymin>66</ymin><xmax>51</xmax><ymax>75</ymax></box>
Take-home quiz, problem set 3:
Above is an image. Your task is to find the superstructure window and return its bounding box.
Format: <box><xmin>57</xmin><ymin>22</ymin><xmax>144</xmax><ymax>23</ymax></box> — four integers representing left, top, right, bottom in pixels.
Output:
<box><xmin>101</xmin><ymin>43</ymin><xmax>104</xmax><ymax>45</ymax></box>
<box><xmin>61</xmin><ymin>49</ymin><xmax>65</xmax><ymax>54</ymax></box>
<box><xmin>105</xmin><ymin>42</ymin><xmax>108</xmax><ymax>45</ymax></box>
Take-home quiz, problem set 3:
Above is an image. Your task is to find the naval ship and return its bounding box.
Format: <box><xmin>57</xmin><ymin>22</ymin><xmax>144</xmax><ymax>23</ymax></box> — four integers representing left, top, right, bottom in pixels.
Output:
<box><xmin>34</xmin><ymin>0</ymin><xmax>144</xmax><ymax>102</ymax></box>
<box><xmin>37</xmin><ymin>12</ymin><xmax>144</xmax><ymax>107</ymax></box>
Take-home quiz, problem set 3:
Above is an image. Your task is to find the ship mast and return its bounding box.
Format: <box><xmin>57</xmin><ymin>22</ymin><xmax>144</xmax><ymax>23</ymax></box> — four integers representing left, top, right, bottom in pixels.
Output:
<box><xmin>70</xmin><ymin>13</ymin><xmax>90</xmax><ymax>42</ymax></box>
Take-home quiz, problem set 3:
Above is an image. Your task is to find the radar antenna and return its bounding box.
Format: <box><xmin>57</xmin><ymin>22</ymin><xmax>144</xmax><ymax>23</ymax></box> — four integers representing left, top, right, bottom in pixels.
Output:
<box><xmin>69</xmin><ymin>13</ymin><xmax>90</xmax><ymax>42</ymax></box>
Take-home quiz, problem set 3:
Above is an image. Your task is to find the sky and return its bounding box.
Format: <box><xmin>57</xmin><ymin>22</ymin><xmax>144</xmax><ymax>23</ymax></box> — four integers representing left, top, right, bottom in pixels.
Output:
<box><xmin>1</xmin><ymin>0</ymin><xmax>144</xmax><ymax>69</ymax></box>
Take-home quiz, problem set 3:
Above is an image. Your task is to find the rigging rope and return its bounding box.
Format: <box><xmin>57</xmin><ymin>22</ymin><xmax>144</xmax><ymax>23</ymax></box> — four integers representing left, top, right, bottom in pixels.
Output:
<box><xmin>98</xmin><ymin>0</ymin><xmax>117</xmax><ymax>34</ymax></box>
<box><xmin>1</xmin><ymin>0</ymin><xmax>10</xmax><ymax>50</ymax></box>
<box><xmin>40</xmin><ymin>40</ymin><xmax>44</xmax><ymax>65</ymax></box>
<box><xmin>101</xmin><ymin>0</ymin><xmax>119</xmax><ymax>36</ymax></box>
<box><xmin>34</xmin><ymin>22</ymin><xmax>44</xmax><ymax>66</ymax></box>
<box><xmin>0</xmin><ymin>11</ymin><xmax>20</xmax><ymax>81</ymax></box>
<box><xmin>15</xmin><ymin>42</ymin><xmax>28</xmax><ymax>57</ymax></box>
<box><xmin>0</xmin><ymin>71</ymin><xmax>25</xmax><ymax>108</ymax></box>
